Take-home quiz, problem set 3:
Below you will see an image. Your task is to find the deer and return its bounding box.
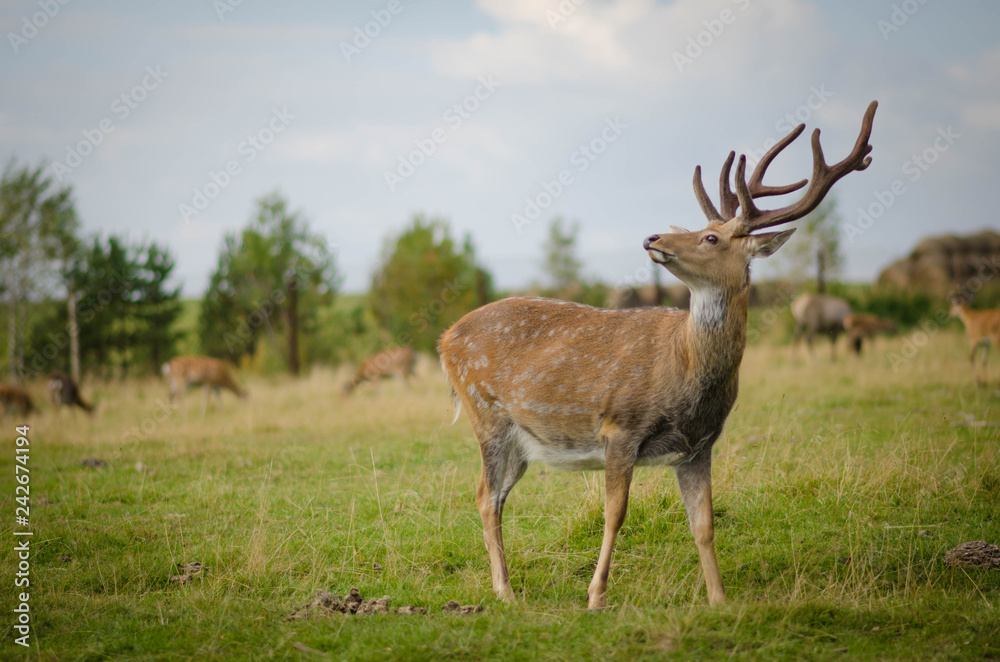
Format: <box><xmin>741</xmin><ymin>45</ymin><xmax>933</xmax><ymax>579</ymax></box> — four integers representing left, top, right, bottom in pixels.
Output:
<box><xmin>162</xmin><ymin>355</ymin><xmax>246</xmax><ymax>415</ymax></box>
<box><xmin>342</xmin><ymin>347</ymin><xmax>417</xmax><ymax>395</ymax></box>
<box><xmin>843</xmin><ymin>312</ymin><xmax>896</xmax><ymax>356</ymax></box>
<box><xmin>48</xmin><ymin>371</ymin><xmax>95</xmax><ymax>414</ymax></box>
<box><xmin>439</xmin><ymin>101</ymin><xmax>877</xmax><ymax>610</ymax></box>
<box><xmin>0</xmin><ymin>384</ymin><xmax>36</xmax><ymax>417</ymax></box>
<box><xmin>949</xmin><ymin>295</ymin><xmax>1000</xmax><ymax>386</ymax></box>
<box><xmin>791</xmin><ymin>293</ymin><xmax>851</xmax><ymax>360</ymax></box>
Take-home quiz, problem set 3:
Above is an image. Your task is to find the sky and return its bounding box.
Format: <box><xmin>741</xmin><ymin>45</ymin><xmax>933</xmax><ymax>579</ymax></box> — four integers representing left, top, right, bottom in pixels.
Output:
<box><xmin>1</xmin><ymin>0</ymin><xmax>998</xmax><ymax>296</ymax></box>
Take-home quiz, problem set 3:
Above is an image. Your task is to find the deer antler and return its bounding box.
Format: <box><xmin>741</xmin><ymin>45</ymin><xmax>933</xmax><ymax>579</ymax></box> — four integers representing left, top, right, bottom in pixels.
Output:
<box><xmin>734</xmin><ymin>100</ymin><xmax>878</xmax><ymax>235</ymax></box>
<box><xmin>693</xmin><ymin>124</ymin><xmax>808</xmax><ymax>225</ymax></box>
<box><xmin>693</xmin><ymin>101</ymin><xmax>877</xmax><ymax>233</ymax></box>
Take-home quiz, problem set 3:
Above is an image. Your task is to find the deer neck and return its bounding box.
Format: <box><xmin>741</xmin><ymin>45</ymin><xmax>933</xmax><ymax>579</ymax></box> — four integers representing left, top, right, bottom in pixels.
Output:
<box><xmin>682</xmin><ymin>283</ymin><xmax>750</xmax><ymax>381</ymax></box>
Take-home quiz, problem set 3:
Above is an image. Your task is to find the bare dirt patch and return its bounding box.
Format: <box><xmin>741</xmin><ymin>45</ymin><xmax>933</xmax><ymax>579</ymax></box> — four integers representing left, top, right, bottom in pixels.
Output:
<box><xmin>944</xmin><ymin>541</ymin><xmax>1000</xmax><ymax>568</ymax></box>
<box><xmin>284</xmin><ymin>589</ymin><xmax>483</xmax><ymax>620</ymax></box>
<box><xmin>284</xmin><ymin>588</ymin><xmax>425</xmax><ymax>620</ymax></box>
<box><xmin>169</xmin><ymin>562</ymin><xmax>205</xmax><ymax>585</ymax></box>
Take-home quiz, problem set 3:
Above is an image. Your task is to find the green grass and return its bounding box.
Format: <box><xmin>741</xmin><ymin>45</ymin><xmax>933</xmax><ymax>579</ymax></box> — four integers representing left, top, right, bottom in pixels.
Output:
<box><xmin>2</xmin><ymin>332</ymin><xmax>999</xmax><ymax>660</ymax></box>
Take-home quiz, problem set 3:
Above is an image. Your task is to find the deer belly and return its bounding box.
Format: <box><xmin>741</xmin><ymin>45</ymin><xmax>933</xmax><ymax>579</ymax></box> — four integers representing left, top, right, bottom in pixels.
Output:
<box><xmin>512</xmin><ymin>426</ymin><xmax>607</xmax><ymax>471</ymax></box>
<box><xmin>511</xmin><ymin>426</ymin><xmax>688</xmax><ymax>471</ymax></box>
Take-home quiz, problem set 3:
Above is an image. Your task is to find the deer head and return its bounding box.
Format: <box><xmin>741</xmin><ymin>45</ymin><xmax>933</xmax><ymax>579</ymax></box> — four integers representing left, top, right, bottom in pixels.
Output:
<box><xmin>644</xmin><ymin>101</ymin><xmax>878</xmax><ymax>293</ymax></box>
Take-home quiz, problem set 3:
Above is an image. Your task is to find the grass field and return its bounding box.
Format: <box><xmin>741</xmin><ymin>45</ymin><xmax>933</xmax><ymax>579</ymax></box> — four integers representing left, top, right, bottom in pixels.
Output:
<box><xmin>2</xmin><ymin>328</ymin><xmax>999</xmax><ymax>660</ymax></box>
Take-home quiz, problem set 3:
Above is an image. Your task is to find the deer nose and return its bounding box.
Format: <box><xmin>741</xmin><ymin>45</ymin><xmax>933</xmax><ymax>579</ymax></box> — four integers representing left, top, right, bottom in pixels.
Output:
<box><xmin>643</xmin><ymin>235</ymin><xmax>660</xmax><ymax>249</ymax></box>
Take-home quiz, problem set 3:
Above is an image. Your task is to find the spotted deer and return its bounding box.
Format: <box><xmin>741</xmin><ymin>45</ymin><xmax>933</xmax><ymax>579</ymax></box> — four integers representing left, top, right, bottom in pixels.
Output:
<box><xmin>949</xmin><ymin>296</ymin><xmax>1000</xmax><ymax>386</ymax></box>
<box><xmin>843</xmin><ymin>313</ymin><xmax>896</xmax><ymax>356</ymax></box>
<box><xmin>439</xmin><ymin>102</ymin><xmax>877</xmax><ymax>609</ymax></box>
<box><xmin>342</xmin><ymin>347</ymin><xmax>417</xmax><ymax>395</ymax></box>
<box><xmin>162</xmin><ymin>355</ymin><xmax>246</xmax><ymax>415</ymax></box>
<box><xmin>0</xmin><ymin>384</ymin><xmax>36</xmax><ymax>417</ymax></box>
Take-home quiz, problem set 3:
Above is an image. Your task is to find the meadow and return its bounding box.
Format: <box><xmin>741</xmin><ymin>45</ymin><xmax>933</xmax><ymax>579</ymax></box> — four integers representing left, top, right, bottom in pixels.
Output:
<box><xmin>2</xmin><ymin>328</ymin><xmax>999</xmax><ymax>660</ymax></box>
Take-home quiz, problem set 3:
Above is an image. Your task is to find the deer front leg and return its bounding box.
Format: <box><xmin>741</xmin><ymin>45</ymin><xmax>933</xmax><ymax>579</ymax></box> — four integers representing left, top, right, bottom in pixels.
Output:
<box><xmin>587</xmin><ymin>441</ymin><xmax>634</xmax><ymax>610</ymax></box>
<box><xmin>676</xmin><ymin>457</ymin><xmax>726</xmax><ymax>604</ymax></box>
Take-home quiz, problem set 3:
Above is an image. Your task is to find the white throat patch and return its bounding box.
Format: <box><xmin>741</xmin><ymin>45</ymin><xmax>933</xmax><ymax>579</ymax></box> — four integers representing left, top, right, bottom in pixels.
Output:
<box><xmin>689</xmin><ymin>288</ymin><xmax>728</xmax><ymax>329</ymax></box>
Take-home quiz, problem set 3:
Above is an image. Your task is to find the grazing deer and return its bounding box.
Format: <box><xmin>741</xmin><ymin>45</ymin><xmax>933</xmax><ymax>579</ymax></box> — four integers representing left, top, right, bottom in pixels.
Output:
<box><xmin>843</xmin><ymin>313</ymin><xmax>896</xmax><ymax>356</ymax></box>
<box><xmin>949</xmin><ymin>296</ymin><xmax>1000</xmax><ymax>386</ymax></box>
<box><xmin>0</xmin><ymin>384</ymin><xmax>36</xmax><ymax>417</ymax></box>
<box><xmin>343</xmin><ymin>347</ymin><xmax>417</xmax><ymax>395</ymax></box>
<box><xmin>162</xmin><ymin>355</ymin><xmax>246</xmax><ymax>415</ymax></box>
<box><xmin>440</xmin><ymin>102</ymin><xmax>877</xmax><ymax>609</ymax></box>
<box><xmin>48</xmin><ymin>371</ymin><xmax>94</xmax><ymax>414</ymax></box>
<box><xmin>791</xmin><ymin>293</ymin><xmax>851</xmax><ymax>360</ymax></box>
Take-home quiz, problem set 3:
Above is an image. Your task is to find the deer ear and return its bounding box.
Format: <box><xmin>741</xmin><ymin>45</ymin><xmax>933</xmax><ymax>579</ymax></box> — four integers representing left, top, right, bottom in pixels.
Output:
<box><xmin>669</xmin><ymin>225</ymin><xmax>690</xmax><ymax>234</ymax></box>
<box><xmin>748</xmin><ymin>228</ymin><xmax>795</xmax><ymax>259</ymax></box>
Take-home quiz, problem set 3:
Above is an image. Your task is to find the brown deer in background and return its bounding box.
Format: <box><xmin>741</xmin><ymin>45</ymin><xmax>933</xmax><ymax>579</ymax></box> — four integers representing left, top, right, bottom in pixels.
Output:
<box><xmin>48</xmin><ymin>371</ymin><xmax>94</xmax><ymax>414</ymax></box>
<box><xmin>791</xmin><ymin>293</ymin><xmax>851</xmax><ymax>360</ymax></box>
<box><xmin>843</xmin><ymin>313</ymin><xmax>896</xmax><ymax>356</ymax></box>
<box><xmin>343</xmin><ymin>347</ymin><xmax>417</xmax><ymax>395</ymax></box>
<box><xmin>0</xmin><ymin>384</ymin><xmax>36</xmax><ymax>417</ymax></box>
<box><xmin>440</xmin><ymin>102</ymin><xmax>877</xmax><ymax>609</ymax></box>
<box><xmin>950</xmin><ymin>295</ymin><xmax>1000</xmax><ymax>386</ymax></box>
<box><xmin>163</xmin><ymin>356</ymin><xmax>246</xmax><ymax>415</ymax></box>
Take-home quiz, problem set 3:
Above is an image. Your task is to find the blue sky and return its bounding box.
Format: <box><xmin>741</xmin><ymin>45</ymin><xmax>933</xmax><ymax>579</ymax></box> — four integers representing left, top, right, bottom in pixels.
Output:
<box><xmin>2</xmin><ymin>0</ymin><xmax>998</xmax><ymax>295</ymax></box>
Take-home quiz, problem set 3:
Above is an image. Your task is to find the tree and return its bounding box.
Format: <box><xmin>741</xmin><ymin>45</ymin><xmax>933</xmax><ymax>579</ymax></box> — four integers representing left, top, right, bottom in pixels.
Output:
<box><xmin>369</xmin><ymin>215</ymin><xmax>493</xmax><ymax>353</ymax></box>
<box><xmin>542</xmin><ymin>217</ymin><xmax>583</xmax><ymax>296</ymax></box>
<box><xmin>781</xmin><ymin>198</ymin><xmax>843</xmax><ymax>293</ymax></box>
<box><xmin>199</xmin><ymin>191</ymin><xmax>338</xmax><ymax>373</ymax></box>
<box><xmin>0</xmin><ymin>159</ymin><xmax>80</xmax><ymax>380</ymax></box>
<box><xmin>537</xmin><ymin>216</ymin><xmax>608</xmax><ymax>306</ymax></box>
<box><xmin>59</xmin><ymin>235</ymin><xmax>181</xmax><ymax>377</ymax></box>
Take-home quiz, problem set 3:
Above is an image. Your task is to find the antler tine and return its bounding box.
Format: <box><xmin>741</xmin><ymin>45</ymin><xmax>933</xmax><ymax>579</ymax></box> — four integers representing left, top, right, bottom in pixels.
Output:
<box><xmin>718</xmin><ymin>151</ymin><xmax>739</xmax><ymax>220</ymax></box>
<box><xmin>747</xmin><ymin>123</ymin><xmax>808</xmax><ymax>197</ymax></box>
<box><xmin>735</xmin><ymin>100</ymin><xmax>878</xmax><ymax>235</ymax></box>
<box><xmin>693</xmin><ymin>165</ymin><xmax>725</xmax><ymax>224</ymax></box>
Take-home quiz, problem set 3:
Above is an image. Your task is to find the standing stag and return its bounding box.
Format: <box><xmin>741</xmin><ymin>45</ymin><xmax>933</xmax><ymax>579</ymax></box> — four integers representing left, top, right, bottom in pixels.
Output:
<box><xmin>342</xmin><ymin>347</ymin><xmax>416</xmax><ymax>395</ymax></box>
<box><xmin>440</xmin><ymin>102</ymin><xmax>878</xmax><ymax>608</ymax></box>
<box><xmin>791</xmin><ymin>293</ymin><xmax>851</xmax><ymax>360</ymax></box>
<box><xmin>949</xmin><ymin>296</ymin><xmax>1000</xmax><ymax>386</ymax></box>
<box><xmin>162</xmin><ymin>355</ymin><xmax>246</xmax><ymax>415</ymax></box>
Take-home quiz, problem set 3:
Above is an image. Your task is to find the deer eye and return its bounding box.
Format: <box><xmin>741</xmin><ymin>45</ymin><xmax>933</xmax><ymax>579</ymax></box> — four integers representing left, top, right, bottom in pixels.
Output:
<box><xmin>703</xmin><ymin>234</ymin><xmax>718</xmax><ymax>245</ymax></box>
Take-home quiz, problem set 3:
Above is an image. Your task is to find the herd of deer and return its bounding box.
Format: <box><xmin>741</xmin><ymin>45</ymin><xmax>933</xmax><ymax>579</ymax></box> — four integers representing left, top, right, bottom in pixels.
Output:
<box><xmin>3</xmin><ymin>102</ymin><xmax>1000</xmax><ymax>609</ymax></box>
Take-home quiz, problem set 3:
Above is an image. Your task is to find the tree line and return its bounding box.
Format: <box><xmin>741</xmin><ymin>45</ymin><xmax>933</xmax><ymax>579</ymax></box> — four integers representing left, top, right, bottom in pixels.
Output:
<box><xmin>2</xmin><ymin>154</ymin><xmax>853</xmax><ymax>383</ymax></box>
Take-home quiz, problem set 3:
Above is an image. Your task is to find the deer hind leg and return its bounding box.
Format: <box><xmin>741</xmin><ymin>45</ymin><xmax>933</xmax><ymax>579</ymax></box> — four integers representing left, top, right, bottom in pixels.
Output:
<box><xmin>476</xmin><ymin>426</ymin><xmax>528</xmax><ymax>601</ymax></box>
<box><xmin>676</xmin><ymin>456</ymin><xmax>726</xmax><ymax>605</ymax></box>
<box><xmin>587</xmin><ymin>433</ymin><xmax>635</xmax><ymax>610</ymax></box>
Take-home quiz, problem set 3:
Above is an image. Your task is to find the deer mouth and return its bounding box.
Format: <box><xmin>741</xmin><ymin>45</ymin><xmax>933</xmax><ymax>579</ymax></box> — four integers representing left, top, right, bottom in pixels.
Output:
<box><xmin>646</xmin><ymin>248</ymin><xmax>675</xmax><ymax>264</ymax></box>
